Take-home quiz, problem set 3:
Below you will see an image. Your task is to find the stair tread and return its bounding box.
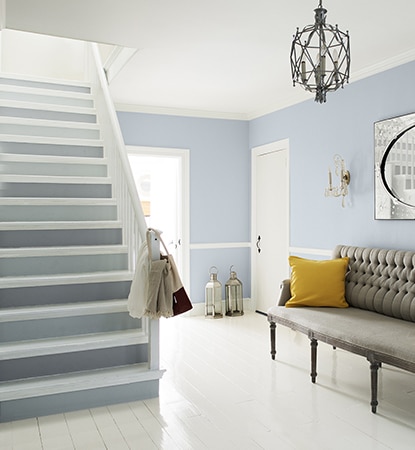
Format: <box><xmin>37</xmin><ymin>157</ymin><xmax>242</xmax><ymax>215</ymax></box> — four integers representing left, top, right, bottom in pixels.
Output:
<box><xmin>0</xmin><ymin>73</ymin><xmax>92</xmax><ymax>87</ymax></box>
<box><xmin>0</xmin><ymin>133</ymin><xmax>104</xmax><ymax>147</ymax></box>
<box><xmin>0</xmin><ymin>299</ymin><xmax>128</xmax><ymax>322</ymax></box>
<box><xmin>0</xmin><ymin>83</ymin><xmax>93</xmax><ymax>100</ymax></box>
<box><xmin>0</xmin><ymin>153</ymin><xmax>107</xmax><ymax>165</ymax></box>
<box><xmin>0</xmin><ymin>98</ymin><xmax>96</xmax><ymax>116</ymax></box>
<box><xmin>0</xmin><ymin>364</ymin><xmax>164</xmax><ymax>401</ymax></box>
<box><xmin>0</xmin><ymin>197</ymin><xmax>116</xmax><ymax>205</ymax></box>
<box><xmin>1</xmin><ymin>174</ymin><xmax>111</xmax><ymax>183</ymax></box>
<box><xmin>0</xmin><ymin>270</ymin><xmax>133</xmax><ymax>289</ymax></box>
<box><xmin>0</xmin><ymin>329</ymin><xmax>147</xmax><ymax>361</ymax></box>
<box><xmin>0</xmin><ymin>220</ymin><xmax>121</xmax><ymax>230</ymax></box>
<box><xmin>0</xmin><ymin>244</ymin><xmax>128</xmax><ymax>258</ymax></box>
<box><xmin>0</xmin><ymin>116</ymin><xmax>100</xmax><ymax>130</ymax></box>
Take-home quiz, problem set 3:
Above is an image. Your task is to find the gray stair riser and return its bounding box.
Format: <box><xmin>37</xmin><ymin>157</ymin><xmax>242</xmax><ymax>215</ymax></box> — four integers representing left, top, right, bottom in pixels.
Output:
<box><xmin>0</xmin><ymin>142</ymin><xmax>103</xmax><ymax>158</ymax></box>
<box><xmin>1</xmin><ymin>161</ymin><xmax>107</xmax><ymax>177</ymax></box>
<box><xmin>0</xmin><ymin>345</ymin><xmax>147</xmax><ymax>382</ymax></box>
<box><xmin>0</xmin><ymin>313</ymin><xmax>141</xmax><ymax>343</ymax></box>
<box><xmin>0</xmin><ymin>380</ymin><xmax>159</xmax><ymax>423</ymax></box>
<box><xmin>0</xmin><ymin>91</ymin><xmax>94</xmax><ymax>108</ymax></box>
<box><xmin>0</xmin><ymin>124</ymin><xmax>100</xmax><ymax>140</ymax></box>
<box><xmin>0</xmin><ymin>253</ymin><xmax>128</xmax><ymax>277</ymax></box>
<box><xmin>0</xmin><ymin>228</ymin><xmax>122</xmax><ymax>248</ymax></box>
<box><xmin>0</xmin><ymin>78</ymin><xmax>91</xmax><ymax>94</ymax></box>
<box><xmin>0</xmin><ymin>106</ymin><xmax>96</xmax><ymax>123</ymax></box>
<box><xmin>0</xmin><ymin>76</ymin><xmax>158</xmax><ymax>423</ymax></box>
<box><xmin>0</xmin><ymin>204</ymin><xmax>117</xmax><ymax>221</ymax></box>
<box><xmin>0</xmin><ymin>281</ymin><xmax>132</xmax><ymax>308</ymax></box>
<box><xmin>0</xmin><ymin>182</ymin><xmax>112</xmax><ymax>198</ymax></box>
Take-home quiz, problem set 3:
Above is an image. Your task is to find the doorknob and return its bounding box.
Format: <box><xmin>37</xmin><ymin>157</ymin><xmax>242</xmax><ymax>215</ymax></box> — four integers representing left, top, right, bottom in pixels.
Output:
<box><xmin>256</xmin><ymin>235</ymin><xmax>261</xmax><ymax>253</ymax></box>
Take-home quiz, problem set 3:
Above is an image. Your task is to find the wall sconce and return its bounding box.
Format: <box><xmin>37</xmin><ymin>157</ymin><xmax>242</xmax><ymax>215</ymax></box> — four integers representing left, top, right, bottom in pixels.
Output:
<box><xmin>325</xmin><ymin>154</ymin><xmax>350</xmax><ymax>207</ymax></box>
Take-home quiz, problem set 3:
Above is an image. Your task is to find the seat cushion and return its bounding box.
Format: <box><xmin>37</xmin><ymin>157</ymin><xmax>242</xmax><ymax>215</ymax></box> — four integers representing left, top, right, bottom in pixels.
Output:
<box><xmin>268</xmin><ymin>305</ymin><xmax>415</xmax><ymax>365</ymax></box>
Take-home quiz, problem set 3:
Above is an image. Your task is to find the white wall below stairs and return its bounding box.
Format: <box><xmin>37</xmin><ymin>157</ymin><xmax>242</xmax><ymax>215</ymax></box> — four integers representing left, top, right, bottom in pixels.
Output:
<box><xmin>0</xmin><ymin>29</ymin><xmax>87</xmax><ymax>81</ymax></box>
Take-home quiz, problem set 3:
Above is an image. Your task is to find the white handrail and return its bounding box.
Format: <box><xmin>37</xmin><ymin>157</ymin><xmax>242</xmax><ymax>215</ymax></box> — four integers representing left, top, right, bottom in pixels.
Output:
<box><xmin>87</xmin><ymin>43</ymin><xmax>148</xmax><ymax>266</ymax></box>
<box><xmin>86</xmin><ymin>43</ymin><xmax>159</xmax><ymax>370</ymax></box>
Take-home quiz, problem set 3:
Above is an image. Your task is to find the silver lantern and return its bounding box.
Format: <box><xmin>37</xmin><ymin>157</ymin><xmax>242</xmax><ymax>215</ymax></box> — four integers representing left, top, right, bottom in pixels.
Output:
<box><xmin>205</xmin><ymin>266</ymin><xmax>223</xmax><ymax>318</ymax></box>
<box><xmin>225</xmin><ymin>266</ymin><xmax>244</xmax><ymax>316</ymax></box>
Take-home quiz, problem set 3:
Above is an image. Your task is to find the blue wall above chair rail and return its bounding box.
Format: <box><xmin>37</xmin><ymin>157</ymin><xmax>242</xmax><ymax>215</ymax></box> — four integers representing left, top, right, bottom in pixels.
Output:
<box><xmin>118</xmin><ymin>60</ymin><xmax>415</xmax><ymax>302</ymax></box>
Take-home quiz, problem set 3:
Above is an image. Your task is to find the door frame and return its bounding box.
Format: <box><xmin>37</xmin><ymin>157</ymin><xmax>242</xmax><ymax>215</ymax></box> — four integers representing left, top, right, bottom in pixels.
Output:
<box><xmin>251</xmin><ymin>139</ymin><xmax>290</xmax><ymax>312</ymax></box>
<box><xmin>126</xmin><ymin>145</ymin><xmax>190</xmax><ymax>289</ymax></box>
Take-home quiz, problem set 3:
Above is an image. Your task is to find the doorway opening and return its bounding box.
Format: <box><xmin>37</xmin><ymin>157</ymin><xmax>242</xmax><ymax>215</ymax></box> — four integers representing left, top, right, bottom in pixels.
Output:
<box><xmin>127</xmin><ymin>146</ymin><xmax>190</xmax><ymax>288</ymax></box>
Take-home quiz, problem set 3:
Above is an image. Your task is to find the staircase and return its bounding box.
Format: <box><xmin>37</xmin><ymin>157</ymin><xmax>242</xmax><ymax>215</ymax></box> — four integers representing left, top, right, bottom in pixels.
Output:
<box><xmin>0</xmin><ymin>75</ymin><xmax>163</xmax><ymax>422</ymax></box>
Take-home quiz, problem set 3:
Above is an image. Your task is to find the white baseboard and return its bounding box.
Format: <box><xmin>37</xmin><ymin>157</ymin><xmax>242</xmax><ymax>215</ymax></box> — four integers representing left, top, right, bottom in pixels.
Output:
<box><xmin>185</xmin><ymin>298</ymin><xmax>253</xmax><ymax>317</ymax></box>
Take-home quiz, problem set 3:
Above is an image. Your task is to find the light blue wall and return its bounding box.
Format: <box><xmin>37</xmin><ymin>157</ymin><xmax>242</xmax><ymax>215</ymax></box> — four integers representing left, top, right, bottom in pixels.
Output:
<box><xmin>117</xmin><ymin>112</ymin><xmax>250</xmax><ymax>302</ymax></box>
<box><xmin>118</xmin><ymin>61</ymin><xmax>415</xmax><ymax>303</ymax></box>
<box><xmin>250</xmin><ymin>60</ymin><xmax>415</xmax><ymax>252</ymax></box>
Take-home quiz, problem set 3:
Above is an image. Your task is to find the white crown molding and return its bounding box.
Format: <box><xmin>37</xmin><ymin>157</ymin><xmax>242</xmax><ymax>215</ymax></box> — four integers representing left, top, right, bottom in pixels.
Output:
<box><xmin>114</xmin><ymin>102</ymin><xmax>249</xmax><ymax>121</ymax></box>
<box><xmin>248</xmin><ymin>50</ymin><xmax>415</xmax><ymax>120</ymax></box>
<box><xmin>351</xmin><ymin>48</ymin><xmax>415</xmax><ymax>83</ymax></box>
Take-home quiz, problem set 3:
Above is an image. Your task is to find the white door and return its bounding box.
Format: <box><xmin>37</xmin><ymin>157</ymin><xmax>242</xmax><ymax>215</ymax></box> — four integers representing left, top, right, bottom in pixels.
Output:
<box><xmin>127</xmin><ymin>146</ymin><xmax>190</xmax><ymax>288</ymax></box>
<box><xmin>252</xmin><ymin>140</ymin><xmax>289</xmax><ymax>313</ymax></box>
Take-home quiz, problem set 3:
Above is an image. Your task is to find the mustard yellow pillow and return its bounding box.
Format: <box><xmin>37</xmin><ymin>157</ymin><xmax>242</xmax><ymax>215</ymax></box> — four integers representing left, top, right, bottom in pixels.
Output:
<box><xmin>285</xmin><ymin>256</ymin><xmax>349</xmax><ymax>308</ymax></box>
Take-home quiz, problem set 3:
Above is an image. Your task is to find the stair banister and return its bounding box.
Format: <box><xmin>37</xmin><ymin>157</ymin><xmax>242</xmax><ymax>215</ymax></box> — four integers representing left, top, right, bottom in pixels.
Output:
<box><xmin>87</xmin><ymin>43</ymin><xmax>160</xmax><ymax>371</ymax></box>
<box><xmin>87</xmin><ymin>43</ymin><xmax>147</xmax><ymax>247</ymax></box>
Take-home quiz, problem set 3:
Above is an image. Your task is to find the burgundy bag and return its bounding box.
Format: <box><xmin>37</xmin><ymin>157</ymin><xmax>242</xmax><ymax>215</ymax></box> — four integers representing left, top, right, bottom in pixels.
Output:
<box><xmin>173</xmin><ymin>286</ymin><xmax>193</xmax><ymax>316</ymax></box>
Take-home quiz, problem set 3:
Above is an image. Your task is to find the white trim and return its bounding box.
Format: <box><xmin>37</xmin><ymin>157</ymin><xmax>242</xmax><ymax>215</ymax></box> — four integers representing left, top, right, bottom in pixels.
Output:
<box><xmin>190</xmin><ymin>242</ymin><xmax>250</xmax><ymax>250</ymax></box>
<box><xmin>115</xmin><ymin>102</ymin><xmax>248</xmax><ymax>121</ymax></box>
<box><xmin>289</xmin><ymin>247</ymin><xmax>332</xmax><ymax>257</ymax></box>
<box><xmin>103</xmin><ymin>47</ymin><xmax>138</xmax><ymax>84</ymax></box>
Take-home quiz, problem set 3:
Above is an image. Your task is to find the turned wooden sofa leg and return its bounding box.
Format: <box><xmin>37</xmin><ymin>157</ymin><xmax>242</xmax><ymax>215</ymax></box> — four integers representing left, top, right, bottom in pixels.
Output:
<box><xmin>368</xmin><ymin>357</ymin><xmax>381</xmax><ymax>413</ymax></box>
<box><xmin>270</xmin><ymin>322</ymin><xmax>276</xmax><ymax>360</ymax></box>
<box><xmin>310</xmin><ymin>338</ymin><xmax>318</xmax><ymax>383</ymax></box>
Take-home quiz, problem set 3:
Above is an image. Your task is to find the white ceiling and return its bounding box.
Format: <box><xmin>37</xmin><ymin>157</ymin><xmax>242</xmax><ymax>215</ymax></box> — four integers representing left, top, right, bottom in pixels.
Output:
<box><xmin>4</xmin><ymin>0</ymin><xmax>415</xmax><ymax>119</ymax></box>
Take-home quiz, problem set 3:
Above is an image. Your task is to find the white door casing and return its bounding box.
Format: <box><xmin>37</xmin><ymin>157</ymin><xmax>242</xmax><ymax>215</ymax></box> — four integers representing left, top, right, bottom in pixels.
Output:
<box><xmin>127</xmin><ymin>145</ymin><xmax>190</xmax><ymax>289</ymax></box>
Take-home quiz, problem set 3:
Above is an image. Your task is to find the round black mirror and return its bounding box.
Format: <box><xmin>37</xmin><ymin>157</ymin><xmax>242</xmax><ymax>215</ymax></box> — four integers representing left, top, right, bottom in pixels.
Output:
<box><xmin>380</xmin><ymin>123</ymin><xmax>415</xmax><ymax>208</ymax></box>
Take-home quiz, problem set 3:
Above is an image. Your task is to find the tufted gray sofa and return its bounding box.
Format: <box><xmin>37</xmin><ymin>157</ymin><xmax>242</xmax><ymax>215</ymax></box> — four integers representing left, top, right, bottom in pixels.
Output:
<box><xmin>267</xmin><ymin>245</ymin><xmax>415</xmax><ymax>413</ymax></box>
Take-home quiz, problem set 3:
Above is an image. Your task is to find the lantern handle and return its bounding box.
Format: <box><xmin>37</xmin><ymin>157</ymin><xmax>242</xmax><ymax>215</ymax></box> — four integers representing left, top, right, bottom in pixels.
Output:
<box><xmin>209</xmin><ymin>266</ymin><xmax>218</xmax><ymax>275</ymax></box>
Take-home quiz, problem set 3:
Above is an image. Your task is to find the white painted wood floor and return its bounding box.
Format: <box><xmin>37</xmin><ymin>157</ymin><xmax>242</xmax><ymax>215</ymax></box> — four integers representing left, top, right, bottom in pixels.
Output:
<box><xmin>1</xmin><ymin>311</ymin><xmax>415</xmax><ymax>449</ymax></box>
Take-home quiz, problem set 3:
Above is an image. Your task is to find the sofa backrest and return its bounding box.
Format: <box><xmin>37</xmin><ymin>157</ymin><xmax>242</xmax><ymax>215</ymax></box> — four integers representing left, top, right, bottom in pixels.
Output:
<box><xmin>333</xmin><ymin>245</ymin><xmax>415</xmax><ymax>323</ymax></box>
